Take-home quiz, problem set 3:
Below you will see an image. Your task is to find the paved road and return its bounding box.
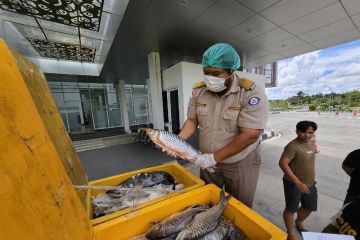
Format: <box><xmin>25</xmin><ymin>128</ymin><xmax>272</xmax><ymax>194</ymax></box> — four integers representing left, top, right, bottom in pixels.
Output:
<box><xmin>79</xmin><ymin>111</ymin><xmax>358</xmax><ymax>235</ymax></box>
<box><xmin>254</xmin><ymin>111</ymin><xmax>359</xmax><ymax>233</ymax></box>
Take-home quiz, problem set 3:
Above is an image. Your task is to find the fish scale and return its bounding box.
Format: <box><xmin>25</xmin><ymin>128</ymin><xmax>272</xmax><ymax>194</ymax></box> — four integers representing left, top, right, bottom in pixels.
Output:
<box><xmin>143</xmin><ymin>128</ymin><xmax>215</xmax><ymax>173</ymax></box>
<box><xmin>158</xmin><ymin>130</ymin><xmax>200</xmax><ymax>159</ymax></box>
<box><xmin>175</xmin><ymin>190</ymin><xmax>230</xmax><ymax>240</ymax></box>
<box><xmin>146</xmin><ymin>205</ymin><xmax>208</xmax><ymax>240</ymax></box>
<box><xmin>199</xmin><ymin>217</ymin><xmax>231</xmax><ymax>240</ymax></box>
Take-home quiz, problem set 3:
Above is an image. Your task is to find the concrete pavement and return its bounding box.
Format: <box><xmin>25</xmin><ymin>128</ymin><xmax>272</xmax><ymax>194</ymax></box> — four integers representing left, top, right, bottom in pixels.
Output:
<box><xmin>78</xmin><ymin>111</ymin><xmax>358</xmax><ymax>239</ymax></box>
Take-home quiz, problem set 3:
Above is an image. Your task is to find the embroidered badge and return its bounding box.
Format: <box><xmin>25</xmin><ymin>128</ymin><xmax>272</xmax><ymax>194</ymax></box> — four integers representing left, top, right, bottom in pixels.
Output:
<box><xmin>248</xmin><ymin>97</ymin><xmax>260</xmax><ymax>105</ymax></box>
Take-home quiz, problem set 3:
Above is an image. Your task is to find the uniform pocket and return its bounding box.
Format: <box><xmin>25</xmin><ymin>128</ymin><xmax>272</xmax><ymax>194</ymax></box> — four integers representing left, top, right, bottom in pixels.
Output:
<box><xmin>223</xmin><ymin>110</ymin><xmax>239</xmax><ymax>132</ymax></box>
<box><xmin>197</xmin><ymin>107</ymin><xmax>209</xmax><ymax>129</ymax></box>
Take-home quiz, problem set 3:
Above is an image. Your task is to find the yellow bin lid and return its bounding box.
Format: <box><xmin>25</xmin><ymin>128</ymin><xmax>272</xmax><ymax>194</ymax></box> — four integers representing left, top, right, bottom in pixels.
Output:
<box><xmin>0</xmin><ymin>39</ymin><xmax>93</xmax><ymax>240</ymax></box>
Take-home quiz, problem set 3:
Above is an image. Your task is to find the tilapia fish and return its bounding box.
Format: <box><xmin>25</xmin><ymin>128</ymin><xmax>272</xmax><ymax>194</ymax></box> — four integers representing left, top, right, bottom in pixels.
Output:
<box><xmin>175</xmin><ymin>190</ymin><xmax>230</xmax><ymax>240</ymax></box>
<box><xmin>142</xmin><ymin>128</ymin><xmax>214</xmax><ymax>172</ymax></box>
<box><xmin>146</xmin><ymin>205</ymin><xmax>209</xmax><ymax>240</ymax></box>
<box><xmin>107</xmin><ymin>171</ymin><xmax>175</xmax><ymax>196</ymax></box>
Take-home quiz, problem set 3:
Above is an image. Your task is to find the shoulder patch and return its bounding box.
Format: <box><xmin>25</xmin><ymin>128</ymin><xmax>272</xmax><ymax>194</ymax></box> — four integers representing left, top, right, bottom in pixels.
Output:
<box><xmin>239</xmin><ymin>78</ymin><xmax>255</xmax><ymax>90</ymax></box>
<box><xmin>248</xmin><ymin>96</ymin><xmax>260</xmax><ymax>106</ymax></box>
<box><xmin>193</xmin><ymin>80</ymin><xmax>206</xmax><ymax>88</ymax></box>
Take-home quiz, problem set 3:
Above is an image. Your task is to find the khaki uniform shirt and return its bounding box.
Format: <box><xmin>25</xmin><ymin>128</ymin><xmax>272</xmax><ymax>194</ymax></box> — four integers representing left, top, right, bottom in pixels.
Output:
<box><xmin>187</xmin><ymin>74</ymin><xmax>269</xmax><ymax>164</ymax></box>
<box><xmin>282</xmin><ymin>138</ymin><xmax>316</xmax><ymax>186</ymax></box>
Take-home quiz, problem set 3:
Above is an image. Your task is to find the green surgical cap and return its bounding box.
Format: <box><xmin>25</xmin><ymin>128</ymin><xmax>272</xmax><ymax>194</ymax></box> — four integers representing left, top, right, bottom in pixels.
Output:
<box><xmin>202</xmin><ymin>43</ymin><xmax>241</xmax><ymax>71</ymax></box>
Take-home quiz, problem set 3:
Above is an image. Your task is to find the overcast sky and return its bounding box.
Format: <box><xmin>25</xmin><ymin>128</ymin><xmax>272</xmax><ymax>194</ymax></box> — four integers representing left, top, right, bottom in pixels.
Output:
<box><xmin>265</xmin><ymin>39</ymin><xmax>360</xmax><ymax>100</ymax></box>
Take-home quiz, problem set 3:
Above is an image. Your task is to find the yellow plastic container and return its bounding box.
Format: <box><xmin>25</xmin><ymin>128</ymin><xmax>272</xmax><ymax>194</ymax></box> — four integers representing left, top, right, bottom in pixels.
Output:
<box><xmin>87</xmin><ymin>162</ymin><xmax>204</xmax><ymax>225</ymax></box>
<box><xmin>93</xmin><ymin>184</ymin><xmax>287</xmax><ymax>240</ymax></box>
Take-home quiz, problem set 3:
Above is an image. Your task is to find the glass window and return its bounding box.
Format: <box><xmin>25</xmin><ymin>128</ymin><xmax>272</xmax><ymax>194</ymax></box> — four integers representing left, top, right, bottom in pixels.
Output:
<box><xmin>126</xmin><ymin>84</ymin><xmax>150</xmax><ymax>125</ymax></box>
<box><xmin>48</xmin><ymin>79</ymin><xmax>125</xmax><ymax>133</ymax></box>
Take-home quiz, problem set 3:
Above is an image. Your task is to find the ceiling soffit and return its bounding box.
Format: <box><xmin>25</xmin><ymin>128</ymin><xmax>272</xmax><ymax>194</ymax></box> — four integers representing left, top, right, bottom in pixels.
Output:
<box><xmin>0</xmin><ymin>0</ymin><xmax>127</xmax><ymax>66</ymax></box>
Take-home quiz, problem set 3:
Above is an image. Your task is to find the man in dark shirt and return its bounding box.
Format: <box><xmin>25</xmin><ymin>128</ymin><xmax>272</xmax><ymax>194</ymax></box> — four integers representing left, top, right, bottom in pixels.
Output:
<box><xmin>322</xmin><ymin>196</ymin><xmax>360</xmax><ymax>239</ymax></box>
<box><xmin>342</xmin><ymin>149</ymin><xmax>360</xmax><ymax>204</ymax></box>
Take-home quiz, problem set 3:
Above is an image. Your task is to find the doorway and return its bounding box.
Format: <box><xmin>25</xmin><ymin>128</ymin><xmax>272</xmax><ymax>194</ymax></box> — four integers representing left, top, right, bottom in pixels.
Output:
<box><xmin>163</xmin><ymin>89</ymin><xmax>180</xmax><ymax>133</ymax></box>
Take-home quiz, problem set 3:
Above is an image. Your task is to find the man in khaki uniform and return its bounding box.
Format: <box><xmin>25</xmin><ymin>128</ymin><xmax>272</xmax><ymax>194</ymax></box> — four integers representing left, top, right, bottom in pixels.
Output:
<box><xmin>178</xmin><ymin>43</ymin><xmax>269</xmax><ymax>208</ymax></box>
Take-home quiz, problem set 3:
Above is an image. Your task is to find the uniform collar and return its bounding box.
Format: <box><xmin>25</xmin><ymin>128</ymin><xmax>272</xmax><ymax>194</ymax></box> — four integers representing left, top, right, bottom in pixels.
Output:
<box><xmin>224</xmin><ymin>74</ymin><xmax>240</xmax><ymax>96</ymax></box>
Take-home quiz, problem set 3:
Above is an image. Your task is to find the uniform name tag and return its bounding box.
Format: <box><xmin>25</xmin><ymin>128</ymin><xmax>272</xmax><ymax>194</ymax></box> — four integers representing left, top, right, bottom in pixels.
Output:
<box><xmin>228</xmin><ymin>105</ymin><xmax>241</xmax><ymax>111</ymax></box>
<box><xmin>306</xmin><ymin>150</ymin><xmax>314</xmax><ymax>154</ymax></box>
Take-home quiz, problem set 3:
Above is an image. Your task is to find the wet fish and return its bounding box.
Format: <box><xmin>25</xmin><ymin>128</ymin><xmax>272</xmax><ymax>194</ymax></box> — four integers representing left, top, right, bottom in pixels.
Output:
<box><xmin>128</xmin><ymin>234</ymin><xmax>148</xmax><ymax>240</ymax></box>
<box><xmin>107</xmin><ymin>171</ymin><xmax>175</xmax><ymax>196</ymax></box>
<box><xmin>142</xmin><ymin>128</ymin><xmax>214</xmax><ymax>173</ymax></box>
<box><xmin>227</xmin><ymin>224</ymin><xmax>248</xmax><ymax>240</ymax></box>
<box><xmin>92</xmin><ymin>184</ymin><xmax>174</xmax><ymax>217</ymax></box>
<box><xmin>175</xmin><ymin>190</ymin><xmax>230</xmax><ymax>240</ymax></box>
<box><xmin>199</xmin><ymin>217</ymin><xmax>231</xmax><ymax>240</ymax></box>
<box><xmin>146</xmin><ymin>205</ymin><xmax>209</xmax><ymax>240</ymax></box>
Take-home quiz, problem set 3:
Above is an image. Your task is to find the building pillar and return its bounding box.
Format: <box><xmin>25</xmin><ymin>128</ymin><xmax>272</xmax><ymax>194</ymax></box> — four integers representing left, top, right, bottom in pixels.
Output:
<box><xmin>117</xmin><ymin>80</ymin><xmax>131</xmax><ymax>133</ymax></box>
<box><xmin>148</xmin><ymin>52</ymin><xmax>164</xmax><ymax>129</ymax></box>
<box><xmin>146</xmin><ymin>78</ymin><xmax>153</xmax><ymax>124</ymax></box>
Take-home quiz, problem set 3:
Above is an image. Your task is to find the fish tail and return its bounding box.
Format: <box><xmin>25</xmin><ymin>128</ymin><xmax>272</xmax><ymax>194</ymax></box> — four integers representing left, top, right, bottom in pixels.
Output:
<box><xmin>220</xmin><ymin>189</ymin><xmax>231</xmax><ymax>203</ymax></box>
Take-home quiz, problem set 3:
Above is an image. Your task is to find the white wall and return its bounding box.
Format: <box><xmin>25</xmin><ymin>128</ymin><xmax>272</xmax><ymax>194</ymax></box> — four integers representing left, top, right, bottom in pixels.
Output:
<box><xmin>162</xmin><ymin>62</ymin><xmax>266</xmax><ymax>128</ymax></box>
<box><xmin>179</xmin><ymin>62</ymin><xmax>204</xmax><ymax>127</ymax></box>
<box><xmin>162</xmin><ymin>62</ymin><xmax>203</xmax><ymax>127</ymax></box>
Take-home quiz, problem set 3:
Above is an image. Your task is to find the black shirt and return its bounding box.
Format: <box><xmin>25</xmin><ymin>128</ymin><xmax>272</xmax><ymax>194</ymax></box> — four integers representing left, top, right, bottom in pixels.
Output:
<box><xmin>343</xmin><ymin>149</ymin><xmax>360</xmax><ymax>196</ymax></box>
<box><xmin>333</xmin><ymin>197</ymin><xmax>360</xmax><ymax>239</ymax></box>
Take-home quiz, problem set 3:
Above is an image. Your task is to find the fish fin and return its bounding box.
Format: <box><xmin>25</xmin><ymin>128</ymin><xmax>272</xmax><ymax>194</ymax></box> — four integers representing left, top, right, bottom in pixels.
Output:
<box><xmin>226</xmin><ymin>194</ymin><xmax>232</xmax><ymax>202</ymax></box>
<box><xmin>220</xmin><ymin>189</ymin><xmax>232</xmax><ymax>202</ymax></box>
<box><xmin>184</xmin><ymin>204</ymin><xmax>209</xmax><ymax>211</ymax></box>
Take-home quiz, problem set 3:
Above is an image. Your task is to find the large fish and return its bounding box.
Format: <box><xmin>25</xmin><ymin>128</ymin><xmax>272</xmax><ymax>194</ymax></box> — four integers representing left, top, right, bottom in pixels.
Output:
<box><xmin>107</xmin><ymin>171</ymin><xmax>176</xmax><ymax>196</ymax></box>
<box><xmin>146</xmin><ymin>205</ymin><xmax>208</xmax><ymax>240</ymax></box>
<box><xmin>142</xmin><ymin>128</ymin><xmax>214</xmax><ymax>173</ymax></box>
<box><xmin>92</xmin><ymin>184</ymin><xmax>174</xmax><ymax>217</ymax></box>
<box><xmin>199</xmin><ymin>217</ymin><xmax>231</xmax><ymax>240</ymax></box>
<box><xmin>227</xmin><ymin>223</ymin><xmax>248</xmax><ymax>240</ymax></box>
<box><xmin>175</xmin><ymin>190</ymin><xmax>230</xmax><ymax>240</ymax></box>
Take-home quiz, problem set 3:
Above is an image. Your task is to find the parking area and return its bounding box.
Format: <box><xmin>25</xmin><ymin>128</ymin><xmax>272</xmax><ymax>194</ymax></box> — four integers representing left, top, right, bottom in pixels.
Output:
<box><xmin>255</xmin><ymin>111</ymin><xmax>359</xmax><ymax>233</ymax></box>
<box><xmin>79</xmin><ymin>111</ymin><xmax>359</xmax><ymax>236</ymax></box>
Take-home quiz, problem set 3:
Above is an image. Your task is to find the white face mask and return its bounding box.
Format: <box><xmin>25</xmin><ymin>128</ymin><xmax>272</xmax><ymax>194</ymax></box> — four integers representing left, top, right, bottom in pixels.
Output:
<box><xmin>204</xmin><ymin>74</ymin><xmax>231</xmax><ymax>92</ymax></box>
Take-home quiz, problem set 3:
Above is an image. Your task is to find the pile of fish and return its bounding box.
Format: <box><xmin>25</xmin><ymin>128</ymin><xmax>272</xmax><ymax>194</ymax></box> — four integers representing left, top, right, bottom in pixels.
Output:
<box><xmin>92</xmin><ymin>171</ymin><xmax>184</xmax><ymax>218</ymax></box>
<box><xmin>129</xmin><ymin>190</ymin><xmax>248</xmax><ymax>240</ymax></box>
<box><xmin>142</xmin><ymin>128</ymin><xmax>214</xmax><ymax>173</ymax></box>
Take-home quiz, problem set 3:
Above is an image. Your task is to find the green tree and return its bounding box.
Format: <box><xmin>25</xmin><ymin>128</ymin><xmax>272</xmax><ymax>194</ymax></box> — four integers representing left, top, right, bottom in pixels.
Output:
<box><xmin>350</xmin><ymin>102</ymin><xmax>360</xmax><ymax>107</ymax></box>
<box><xmin>308</xmin><ymin>104</ymin><xmax>317</xmax><ymax>111</ymax></box>
<box><xmin>297</xmin><ymin>91</ymin><xmax>305</xmax><ymax>98</ymax></box>
<box><xmin>320</xmin><ymin>103</ymin><xmax>329</xmax><ymax>111</ymax></box>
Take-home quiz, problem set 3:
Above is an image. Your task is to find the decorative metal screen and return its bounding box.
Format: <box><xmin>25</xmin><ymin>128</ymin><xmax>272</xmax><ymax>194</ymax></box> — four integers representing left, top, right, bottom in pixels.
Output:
<box><xmin>0</xmin><ymin>0</ymin><xmax>104</xmax><ymax>31</ymax></box>
<box><xmin>28</xmin><ymin>38</ymin><xmax>96</xmax><ymax>62</ymax></box>
<box><xmin>248</xmin><ymin>62</ymin><xmax>277</xmax><ymax>87</ymax></box>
